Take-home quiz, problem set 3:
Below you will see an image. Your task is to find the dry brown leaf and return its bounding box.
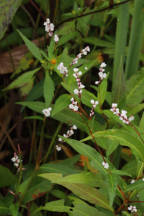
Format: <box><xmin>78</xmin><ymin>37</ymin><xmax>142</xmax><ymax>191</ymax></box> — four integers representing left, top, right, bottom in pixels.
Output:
<box><xmin>0</xmin><ymin>35</ymin><xmax>47</xmax><ymax>75</ymax></box>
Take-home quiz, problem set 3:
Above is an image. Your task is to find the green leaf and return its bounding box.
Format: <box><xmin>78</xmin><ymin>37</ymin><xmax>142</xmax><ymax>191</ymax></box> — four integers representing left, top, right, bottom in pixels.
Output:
<box><xmin>42</xmin><ymin>199</ymin><xmax>71</xmax><ymax>213</ymax></box>
<box><xmin>112</xmin><ymin>2</ymin><xmax>129</xmax><ymax>102</ymax></box>
<box><xmin>82</xmin><ymin>37</ymin><xmax>114</xmax><ymax>48</ymax></box>
<box><xmin>40</xmin><ymin>173</ymin><xmax>113</xmax><ymax>212</ymax></box>
<box><xmin>52</xmin><ymin>94</ymin><xmax>71</xmax><ymax>116</ymax></box>
<box><xmin>58</xmin><ymin>31</ymin><xmax>79</xmax><ymax>46</ymax></box>
<box><xmin>69</xmin><ymin>196</ymin><xmax>108</xmax><ymax>216</ymax></box>
<box><xmin>82</xmin><ymin>129</ymin><xmax>144</xmax><ymax>161</ymax></box>
<box><xmin>0</xmin><ymin>165</ymin><xmax>16</xmax><ymax>188</ymax></box>
<box><xmin>125</xmin><ymin>0</ymin><xmax>144</xmax><ymax>78</ymax></box>
<box><xmin>0</xmin><ymin>0</ymin><xmax>22</xmax><ymax>40</ymax></box>
<box><xmin>40</xmin><ymin>156</ymin><xmax>80</xmax><ymax>176</ymax></box>
<box><xmin>126</xmin><ymin>71</ymin><xmax>144</xmax><ymax>106</ymax></box>
<box><xmin>44</xmin><ymin>72</ymin><xmax>55</xmax><ymax>107</ymax></box>
<box><xmin>140</xmin><ymin>112</ymin><xmax>144</xmax><ymax>130</ymax></box>
<box><xmin>62</xmin><ymin>138</ymin><xmax>108</xmax><ymax>174</ymax></box>
<box><xmin>124</xmin><ymin>179</ymin><xmax>144</xmax><ymax>192</ymax></box>
<box><xmin>17</xmin><ymin>101</ymin><xmax>45</xmax><ymax>113</ymax></box>
<box><xmin>4</xmin><ymin>68</ymin><xmax>40</xmax><ymax>91</ymax></box>
<box><xmin>19</xmin><ymin>176</ymin><xmax>52</xmax><ymax>204</ymax></box>
<box><xmin>53</xmin><ymin>108</ymin><xmax>89</xmax><ymax>133</ymax></box>
<box><xmin>98</xmin><ymin>78</ymin><xmax>107</xmax><ymax>107</ymax></box>
<box><xmin>17</xmin><ymin>30</ymin><xmax>42</xmax><ymax>61</ymax></box>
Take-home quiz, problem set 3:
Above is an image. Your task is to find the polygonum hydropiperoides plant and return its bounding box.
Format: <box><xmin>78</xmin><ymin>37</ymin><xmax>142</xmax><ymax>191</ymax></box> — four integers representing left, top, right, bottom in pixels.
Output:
<box><xmin>4</xmin><ymin>15</ymin><xmax>144</xmax><ymax>216</ymax></box>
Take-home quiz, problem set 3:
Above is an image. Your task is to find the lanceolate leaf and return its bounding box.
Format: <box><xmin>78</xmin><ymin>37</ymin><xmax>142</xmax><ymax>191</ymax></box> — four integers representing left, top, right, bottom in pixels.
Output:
<box><xmin>39</xmin><ymin>173</ymin><xmax>113</xmax><ymax>212</ymax></box>
<box><xmin>44</xmin><ymin>72</ymin><xmax>55</xmax><ymax>107</ymax></box>
<box><xmin>4</xmin><ymin>68</ymin><xmax>40</xmax><ymax>90</ymax></box>
<box><xmin>17</xmin><ymin>101</ymin><xmax>45</xmax><ymax>113</ymax></box>
<box><xmin>62</xmin><ymin>138</ymin><xmax>108</xmax><ymax>174</ymax></box>
<box><xmin>52</xmin><ymin>94</ymin><xmax>71</xmax><ymax>116</ymax></box>
<box><xmin>82</xmin><ymin>129</ymin><xmax>144</xmax><ymax>161</ymax></box>
<box><xmin>17</xmin><ymin>30</ymin><xmax>42</xmax><ymax>61</ymax></box>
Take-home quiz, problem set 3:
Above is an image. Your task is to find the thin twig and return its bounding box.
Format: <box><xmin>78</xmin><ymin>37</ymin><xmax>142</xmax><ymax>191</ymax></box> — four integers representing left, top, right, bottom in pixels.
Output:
<box><xmin>56</xmin><ymin>0</ymin><xmax>132</xmax><ymax>28</ymax></box>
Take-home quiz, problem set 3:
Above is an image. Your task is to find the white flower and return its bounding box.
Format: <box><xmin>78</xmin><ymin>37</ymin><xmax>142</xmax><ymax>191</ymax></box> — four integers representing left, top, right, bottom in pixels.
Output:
<box><xmin>50</xmin><ymin>23</ymin><xmax>54</xmax><ymax>31</ymax></box>
<box><xmin>73</xmin><ymin>68</ymin><xmax>79</xmax><ymax>72</ymax></box>
<box><xmin>44</xmin><ymin>18</ymin><xmax>55</xmax><ymax>37</ymax></box>
<box><xmin>57</xmin><ymin>62</ymin><xmax>68</xmax><ymax>76</ymax></box>
<box><xmin>130</xmin><ymin>179</ymin><xmax>135</xmax><ymax>184</ymax></box>
<box><xmin>102</xmin><ymin>161</ymin><xmax>109</xmax><ymax>169</ymax></box>
<box><xmin>95</xmin><ymin>81</ymin><xmax>100</xmax><ymax>85</ymax></box>
<box><xmin>74</xmin><ymin>89</ymin><xmax>79</xmax><ymax>95</ymax></box>
<box><xmin>128</xmin><ymin>205</ymin><xmax>137</xmax><ymax>213</ymax></box>
<box><xmin>100</xmin><ymin>62</ymin><xmax>106</xmax><ymax>68</ymax></box>
<box><xmin>90</xmin><ymin>99</ymin><xmax>95</xmax><ymax>104</ymax></box>
<box><xmin>112</xmin><ymin>103</ymin><xmax>117</xmax><ymax>108</ymax></box>
<box><xmin>84</xmin><ymin>66</ymin><xmax>88</xmax><ymax>70</ymax></box>
<box><xmin>58</xmin><ymin>137</ymin><xmax>62</xmax><ymax>142</ymax></box>
<box><xmin>142</xmin><ymin>178</ymin><xmax>144</xmax><ymax>181</ymax></box>
<box><xmin>74</xmin><ymin>106</ymin><xmax>79</xmax><ymax>111</ymax></box>
<box><xmin>129</xmin><ymin>116</ymin><xmax>134</xmax><ymax>122</ymax></box>
<box><xmin>54</xmin><ymin>34</ymin><xmax>59</xmax><ymax>42</ymax></box>
<box><xmin>56</xmin><ymin>145</ymin><xmax>62</xmax><ymax>152</ymax></box>
<box><xmin>42</xmin><ymin>107</ymin><xmax>52</xmax><ymax>117</ymax></box>
<box><xmin>72</xmin><ymin>125</ymin><xmax>77</xmax><ymax>130</ymax></box>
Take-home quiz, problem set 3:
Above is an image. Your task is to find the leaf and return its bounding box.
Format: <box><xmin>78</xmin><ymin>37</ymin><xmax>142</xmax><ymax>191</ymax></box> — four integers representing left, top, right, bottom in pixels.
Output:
<box><xmin>52</xmin><ymin>94</ymin><xmax>71</xmax><ymax>116</ymax></box>
<box><xmin>69</xmin><ymin>196</ymin><xmax>108</xmax><ymax>216</ymax></box>
<box><xmin>82</xmin><ymin>37</ymin><xmax>114</xmax><ymax>48</ymax></box>
<box><xmin>124</xmin><ymin>179</ymin><xmax>144</xmax><ymax>192</ymax></box>
<box><xmin>26</xmin><ymin>79</ymin><xmax>44</xmax><ymax>101</ymax></box>
<box><xmin>44</xmin><ymin>72</ymin><xmax>55</xmax><ymax>107</ymax></box>
<box><xmin>58</xmin><ymin>31</ymin><xmax>79</xmax><ymax>46</ymax></box>
<box><xmin>19</xmin><ymin>176</ymin><xmax>52</xmax><ymax>204</ymax></box>
<box><xmin>4</xmin><ymin>68</ymin><xmax>40</xmax><ymax>90</ymax></box>
<box><xmin>17</xmin><ymin>30</ymin><xmax>42</xmax><ymax>61</ymax></box>
<box><xmin>62</xmin><ymin>138</ymin><xmax>108</xmax><ymax>174</ymax></box>
<box><xmin>0</xmin><ymin>165</ymin><xmax>16</xmax><ymax>188</ymax></box>
<box><xmin>125</xmin><ymin>0</ymin><xmax>144</xmax><ymax>78</ymax></box>
<box><xmin>40</xmin><ymin>173</ymin><xmax>113</xmax><ymax>212</ymax></box>
<box><xmin>82</xmin><ymin>129</ymin><xmax>144</xmax><ymax>161</ymax></box>
<box><xmin>53</xmin><ymin>108</ymin><xmax>89</xmax><ymax>133</ymax></box>
<box><xmin>112</xmin><ymin>3</ymin><xmax>129</xmax><ymax>102</ymax></box>
<box><xmin>40</xmin><ymin>157</ymin><xmax>80</xmax><ymax>176</ymax></box>
<box><xmin>42</xmin><ymin>199</ymin><xmax>71</xmax><ymax>213</ymax></box>
<box><xmin>0</xmin><ymin>0</ymin><xmax>22</xmax><ymax>40</ymax></box>
<box><xmin>98</xmin><ymin>78</ymin><xmax>108</xmax><ymax>107</ymax></box>
<box><xmin>125</xmin><ymin>71</ymin><xmax>144</xmax><ymax>106</ymax></box>
<box><xmin>17</xmin><ymin>101</ymin><xmax>45</xmax><ymax>113</ymax></box>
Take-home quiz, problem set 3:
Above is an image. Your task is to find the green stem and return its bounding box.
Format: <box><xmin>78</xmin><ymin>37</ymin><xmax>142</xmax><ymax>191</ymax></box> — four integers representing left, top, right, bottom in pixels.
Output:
<box><xmin>36</xmin><ymin>118</ymin><xmax>46</xmax><ymax>170</ymax></box>
<box><xmin>43</xmin><ymin>123</ymin><xmax>62</xmax><ymax>162</ymax></box>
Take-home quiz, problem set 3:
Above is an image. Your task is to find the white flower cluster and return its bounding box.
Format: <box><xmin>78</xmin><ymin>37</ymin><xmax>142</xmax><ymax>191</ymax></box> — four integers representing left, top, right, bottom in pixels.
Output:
<box><xmin>110</xmin><ymin>103</ymin><xmax>134</xmax><ymax>125</ymax></box>
<box><xmin>95</xmin><ymin>62</ymin><xmax>107</xmax><ymax>85</ymax></box>
<box><xmin>44</xmin><ymin>18</ymin><xmax>54</xmax><ymax>37</ymax></box>
<box><xmin>54</xmin><ymin>34</ymin><xmax>59</xmax><ymax>43</ymax></box>
<box><xmin>69</xmin><ymin>97</ymin><xmax>79</xmax><ymax>112</ymax></box>
<box><xmin>90</xmin><ymin>99</ymin><xmax>99</xmax><ymax>117</ymax></box>
<box><xmin>102</xmin><ymin>161</ymin><xmax>109</xmax><ymax>169</ymax></box>
<box><xmin>56</xmin><ymin>145</ymin><xmax>62</xmax><ymax>152</ymax></box>
<box><xmin>42</xmin><ymin>107</ymin><xmax>52</xmax><ymax>117</ymax></box>
<box><xmin>58</xmin><ymin>125</ymin><xmax>77</xmax><ymax>143</ymax></box>
<box><xmin>128</xmin><ymin>205</ymin><xmax>137</xmax><ymax>213</ymax></box>
<box><xmin>11</xmin><ymin>153</ymin><xmax>21</xmax><ymax>168</ymax></box>
<box><xmin>57</xmin><ymin>62</ymin><xmax>68</xmax><ymax>77</ymax></box>
<box><xmin>73</xmin><ymin>68</ymin><xmax>85</xmax><ymax>96</ymax></box>
<box><xmin>71</xmin><ymin>46</ymin><xmax>90</xmax><ymax>65</ymax></box>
